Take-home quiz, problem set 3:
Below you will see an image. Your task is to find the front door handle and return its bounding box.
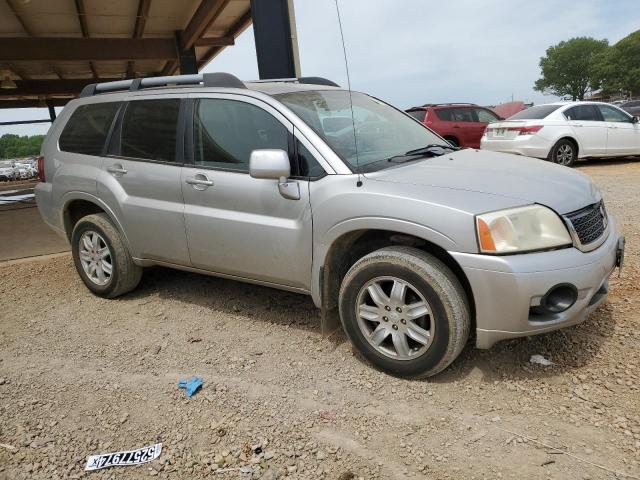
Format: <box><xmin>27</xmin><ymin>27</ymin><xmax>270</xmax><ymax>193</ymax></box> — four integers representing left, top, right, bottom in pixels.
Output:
<box><xmin>107</xmin><ymin>164</ymin><xmax>127</xmax><ymax>176</ymax></box>
<box><xmin>186</xmin><ymin>174</ymin><xmax>214</xmax><ymax>190</ymax></box>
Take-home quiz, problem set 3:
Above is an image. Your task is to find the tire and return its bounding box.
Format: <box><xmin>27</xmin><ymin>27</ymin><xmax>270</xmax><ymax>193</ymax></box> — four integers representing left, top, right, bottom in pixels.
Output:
<box><xmin>547</xmin><ymin>139</ymin><xmax>576</xmax><ymax>167</ymax></box>
<box><xmin>445</xmin><ymin>137</ymin><xmax>459</xmax><ymax>148</ymax></box>
<box><xmin>71</xmin><ymin>213</ymin><xmax>142</xmax><ymax>298</ymax></box>
<box><xmin>338</xmin><ymin>246</ymin><xmax>470</xmax><ymax>378</ymax></box>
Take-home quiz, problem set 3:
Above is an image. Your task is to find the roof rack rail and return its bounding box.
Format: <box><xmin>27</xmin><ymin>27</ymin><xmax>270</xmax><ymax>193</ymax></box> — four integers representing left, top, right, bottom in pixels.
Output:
<box><xmin>418</xmin><ymin>102</ymin><xmax>476</xmax><ymax>107</ymax></box>
<box><xmin>248</xmin><ymin>77</ymin><xmax>340</xmax><ymax>87</ymax></box>
<box><xmin>79</xmin><ymin>72</ymin><xmax>246</xmax><ymax>98</ymax></box>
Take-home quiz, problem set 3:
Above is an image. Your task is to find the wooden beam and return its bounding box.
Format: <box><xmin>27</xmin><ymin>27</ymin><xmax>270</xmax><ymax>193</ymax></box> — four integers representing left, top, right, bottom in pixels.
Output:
<box><xmin>0</xmin><ymin>38</ymin><xmax>178</xmax><ymax>62</ymax></box>
<box><xmin>128</xmin><ymin>0</ymin><xmax>153</xmax><ymax>78</ymax></box>
<box><xmin>194</xmin><ymin>36</ymin><xmax>234</xmax><ymax>47</ymax></box>
<box><xmin>0</xmin><ymin>79</ymin><xmax>121</xmax><ymax>97</ymax></box>
<box><xmin>51</xmin><ymin>65</ymin><xmax>65</xmax><ymax>80</ymax></box>
<box><xmin>181</xmin><ymin>0</ymin><xmax>232</xmax><ymax>50</ymax></box>
<box><xmin>0</xmin><ymin>98</ymin><xmax>70</xmax><ymax>109</ymax></box>
<box><xmin>74</xmin><ymin>0</ymin><xmax>89</xmax><ymax>37</ymax></box>
<box><xmin>198</xmin><ymin>9</ymin><xmax>252</xmax><ymax>69</ymax></box>
<box><xmin>3</xmin><ymin>63</ymin><xmax>30</xmax><ymax>81</ymax></box>
<box><xmin>6</xmin><ymin>0</ymin><xmax>33</xmax><ymax>36</ymax></box>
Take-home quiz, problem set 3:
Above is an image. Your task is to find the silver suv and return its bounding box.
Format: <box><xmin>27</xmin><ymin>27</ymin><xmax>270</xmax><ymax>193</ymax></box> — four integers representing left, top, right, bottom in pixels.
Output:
<box><xmin>36</xmin><ymin>73</ymin><xmax>624</xmax><ymax>378</ymax></box>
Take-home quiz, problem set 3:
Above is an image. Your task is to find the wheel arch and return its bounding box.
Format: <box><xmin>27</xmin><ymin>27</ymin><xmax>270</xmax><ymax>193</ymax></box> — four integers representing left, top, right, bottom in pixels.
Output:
<box><xmin>61</xmin><ymin>193</ymin><xmax>130</xmax><ymax>249</ymax></box>
<box><xmin>550</xmin><ymin>136</ymin><xmax>580</xmax><ymax>158</ymax></box>
<box><xmin>318</xmin><ymin>228</ymin><xmax>476</xmax><ymax>337</ymax></box>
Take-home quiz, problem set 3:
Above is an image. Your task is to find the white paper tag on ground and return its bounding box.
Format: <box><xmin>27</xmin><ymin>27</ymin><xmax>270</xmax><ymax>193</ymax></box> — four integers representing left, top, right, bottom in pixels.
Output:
<box><xmin>85</xmin><ymin>443</ymin><xmax>162</xmax><ymax>471</ymax></box>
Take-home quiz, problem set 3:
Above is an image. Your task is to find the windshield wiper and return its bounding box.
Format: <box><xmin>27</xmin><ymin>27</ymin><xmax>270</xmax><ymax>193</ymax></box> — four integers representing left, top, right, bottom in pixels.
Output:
<box><xmin>404</xmin><ymin>144</ymin><xmax>458</xmax><ymax>155</ymax></box>
<box><xmin>385</xmin><ymin>144</ymin><xmax>457</xmax><ymax>163</ymax></box>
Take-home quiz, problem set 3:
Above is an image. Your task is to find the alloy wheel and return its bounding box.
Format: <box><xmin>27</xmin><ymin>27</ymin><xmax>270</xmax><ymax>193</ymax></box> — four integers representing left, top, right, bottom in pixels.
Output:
<box><xmin>78</xmin><ymin>230</ymin><xmax>113</xmax><ymax>286</ymax></box>
<box><xmin>556</xmin><ymin>144</ymin><xmax>574</xmax><ymax>165</ymax></box>
<box><xmin>355</xmin><ymin>276</ymin><xmax>434</xmax><ymax>360</ymax></box>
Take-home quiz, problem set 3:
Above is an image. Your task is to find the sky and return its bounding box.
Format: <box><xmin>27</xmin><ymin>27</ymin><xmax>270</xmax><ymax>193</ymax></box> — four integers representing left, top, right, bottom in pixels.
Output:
<box><xmin>1</xmin><ymin>0</ymin><xmax>638</xmax><ymax>137</ymax></box>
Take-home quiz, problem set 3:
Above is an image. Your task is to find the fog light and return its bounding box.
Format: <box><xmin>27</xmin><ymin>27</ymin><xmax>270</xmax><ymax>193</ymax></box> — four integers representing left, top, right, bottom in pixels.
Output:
<box><xmin>540</xmin><ymin>283</ymin><xmax>578</xmax><ymax>314</ymax></box>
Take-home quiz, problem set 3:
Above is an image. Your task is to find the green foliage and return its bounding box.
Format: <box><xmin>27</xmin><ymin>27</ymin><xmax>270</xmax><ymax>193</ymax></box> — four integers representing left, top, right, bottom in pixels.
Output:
<box><xmin>534</xmin><ymin>37</ymin><xmax>609</xmax><ymax>100</ymax></box>
<box><xmin>0</xmin><ymin>134</ymin><xmax>45</xmax><ymax>159</ymax></box>
<box><xmin>592</xmin><ymin>30</ymin><xmax>640</xmax><ymax>96</ymax></box>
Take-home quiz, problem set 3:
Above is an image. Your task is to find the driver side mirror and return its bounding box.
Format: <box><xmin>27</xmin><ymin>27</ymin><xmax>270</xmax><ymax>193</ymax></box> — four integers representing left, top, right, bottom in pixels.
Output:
<box><xmin>632</xmin><ymin>116</ymin><xmax>639</xmax><ymax>124</ymax></box>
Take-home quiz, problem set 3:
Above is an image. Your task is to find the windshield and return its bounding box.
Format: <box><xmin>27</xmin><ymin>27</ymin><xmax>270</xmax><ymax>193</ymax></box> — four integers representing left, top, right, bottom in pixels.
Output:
<box><xmin>509</xmin><ymin>104</ymin><xmax>562</xmax><ymax>120</ymax></box>
<box><xmin>275</xmin><ymin>90</ymin><xmax>448</xmax><ymax>172</ymax></box>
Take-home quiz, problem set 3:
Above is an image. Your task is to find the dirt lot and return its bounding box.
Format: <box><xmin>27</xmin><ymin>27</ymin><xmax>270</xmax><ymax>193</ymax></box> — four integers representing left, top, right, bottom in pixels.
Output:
<box><xmin>0</xmin><ymin>159</ymin><xmax>639</xmax><ymax>480</ymax></box>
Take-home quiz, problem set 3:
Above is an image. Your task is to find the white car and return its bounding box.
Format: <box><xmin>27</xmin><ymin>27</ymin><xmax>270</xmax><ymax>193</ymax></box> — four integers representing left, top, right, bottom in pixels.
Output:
<box><xmin>480</xmin><ymin>101</ymin><xmax>640</xmax><ymax>166</ymax></box>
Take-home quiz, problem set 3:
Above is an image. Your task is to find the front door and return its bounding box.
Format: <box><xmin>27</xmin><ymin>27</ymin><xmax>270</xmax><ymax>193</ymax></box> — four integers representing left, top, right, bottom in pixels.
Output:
<box><xmin>181</xmin><ymin>95</ymin><xmax>313</xmax><ymax>290</ymax></box>
<box><xmin>598</xmin><ymin>104</ymin><xmax>640</xmax><ymax>156</ymax></box>
<box><xmin>98</xmin><ymin>97</ymin><xmax>190</xmax><ymax>265</ymax></box>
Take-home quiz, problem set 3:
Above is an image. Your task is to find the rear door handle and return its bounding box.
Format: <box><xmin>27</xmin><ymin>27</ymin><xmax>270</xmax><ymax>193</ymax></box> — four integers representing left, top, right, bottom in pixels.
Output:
<box><xmin>107</xmin><ymin>165</ymin><xmax>127</xmax><ymax>175</ymax></box>
<box><xmin>186</xmin><ymin>174</ymin><xmax>214</xmax><ymax>190</ymax></box>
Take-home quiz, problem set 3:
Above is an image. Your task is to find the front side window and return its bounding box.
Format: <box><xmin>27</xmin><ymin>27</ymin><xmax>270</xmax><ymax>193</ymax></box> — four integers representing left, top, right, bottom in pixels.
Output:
<box><xmin>59</xmin><ymin>102</ymin><xmax>120</xmax><ymax>155</ymax></box>
<box><xmin>276</xmin><ymin>90</ymin><xmax>447</xmax><ymax>172</ymax></box>
<box><xmin>564</xmin><ymin>105</ymin><xmax>601</xmax><ymax>121</ymax></box>
<box><xmin>598</xmin><ymin>105</ymin><xmax>632</xmax><ymax>123</ymax></box>
<box><xmin>193</xmin><ymin>99</ymin><xmax>289</xmax><ymax>171</ymax></box>
<box><xmin>475</xmin><ymin>108</ymin><xmax>500</xmax><ymax>123</ymax></box>
<box><xmin>296</xmin><ymin>140</ymin><xmax>325</xmax><ymax>178</ymax></box>
<box><xmin>121</xmin><ymin>99</ymin><xmax>180</xmax><ymax>162</ymax></box>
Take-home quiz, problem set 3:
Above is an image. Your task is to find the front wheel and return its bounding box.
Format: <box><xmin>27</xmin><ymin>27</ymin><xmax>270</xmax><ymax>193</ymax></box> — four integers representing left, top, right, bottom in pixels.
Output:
<box><xmin>548</xmin><ymin>139</ymin><xmax>576</xmax><ymax>167</ymax></box>
<box><xmin>339</xmin><ymin>246</ymin><xmax>470</xmax><ymax>378</ymax></box>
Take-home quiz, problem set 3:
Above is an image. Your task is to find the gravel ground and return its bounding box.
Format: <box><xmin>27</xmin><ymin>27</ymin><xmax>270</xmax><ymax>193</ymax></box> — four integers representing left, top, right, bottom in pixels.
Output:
<box><xmin>0</xmin><ymin>159</ymin><xmax>639</xmax><ymax>480</ymax></box>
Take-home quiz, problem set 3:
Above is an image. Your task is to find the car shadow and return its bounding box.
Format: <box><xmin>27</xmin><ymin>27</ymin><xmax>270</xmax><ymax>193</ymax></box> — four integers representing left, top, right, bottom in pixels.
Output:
<box><xmin>576</xmin><ymin>156</ymin><xmax>640</xmax><ymax>168</ymax></box>
<box><xmin>123</xmin><ymin>266</ymin><xmax>614</xmax><ymax>383</ymax></box>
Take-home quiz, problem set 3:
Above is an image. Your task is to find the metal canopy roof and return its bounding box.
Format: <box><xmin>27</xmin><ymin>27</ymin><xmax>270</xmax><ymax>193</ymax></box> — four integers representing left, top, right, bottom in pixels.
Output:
<box><xmin>0</xmin><ymin>0</ymin><xmax>252</xmax><ymax>109</ymax></box>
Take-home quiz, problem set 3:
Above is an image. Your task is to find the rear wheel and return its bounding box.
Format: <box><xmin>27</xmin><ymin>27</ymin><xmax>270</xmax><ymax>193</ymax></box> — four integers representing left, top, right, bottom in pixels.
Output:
<box><xmin>71</xmin><ymin>213</ymin><xmax>142</xmax><ymax>298</ymax></box>
<box><xmin>548</xmin><ymin>139</ymin><xmax>576</xmax><ymax>167</ymax></box>
<box><xmin>338</xmin><ymin>246</ymin><xmax>470</xmax><ymax>378</ymax></box>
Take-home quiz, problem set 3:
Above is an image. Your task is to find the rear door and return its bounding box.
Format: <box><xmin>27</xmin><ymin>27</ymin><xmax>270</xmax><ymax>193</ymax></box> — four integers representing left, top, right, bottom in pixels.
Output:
<box><xmin>449</xmin><ymin>107</ymin><xmax>480</xmax><ymax>148</ymax></box>
<box><xmin>597</xmin><ymin>104</ymin><xmax>640</xmax><ymax>156</ymax></box>
<box><xmin>181</xmin><ymin>94</ymin><xmax>313</xmax><ymax>290</ymax></box>
<box><xmin>98</xmin><ymin>97</ymin><xmax>190</xmax><ymax>265</ymax></box>
<box><xmin>564</xmin><ymin>104</ymin><xmax>607</xmax><ymax>156</ymax></box>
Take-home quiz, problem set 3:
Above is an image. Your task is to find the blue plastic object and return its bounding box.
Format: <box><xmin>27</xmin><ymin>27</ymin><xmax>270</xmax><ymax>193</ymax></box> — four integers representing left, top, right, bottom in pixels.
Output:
<box><xmin>178</xmin><ymin>376</ymin><xmax>203</xmax><ymax>398</ymax></box>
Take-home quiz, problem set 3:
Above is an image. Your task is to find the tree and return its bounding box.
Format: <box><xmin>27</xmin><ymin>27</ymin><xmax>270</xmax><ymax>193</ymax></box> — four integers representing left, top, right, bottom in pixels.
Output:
<box><xmin>0</xmin><ymin>134</ymin><xmax>45</xmax><ymax>159</ymax></box>
<box><xmin>592</xmin><ymin>30</ymin><xmax>640</xmax><ymax>97</ymax></box>
<box><xmin>534</xmin><ymin>37</ymin><xmax>609</xmax><ymax>100</ymax></box>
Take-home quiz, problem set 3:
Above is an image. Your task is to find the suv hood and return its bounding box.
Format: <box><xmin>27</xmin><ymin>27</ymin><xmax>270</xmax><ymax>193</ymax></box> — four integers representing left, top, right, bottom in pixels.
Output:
<box><xmin>364</xmin><ymin>148</ymin><xmax>599</xmax><ymax>214</ymax></box>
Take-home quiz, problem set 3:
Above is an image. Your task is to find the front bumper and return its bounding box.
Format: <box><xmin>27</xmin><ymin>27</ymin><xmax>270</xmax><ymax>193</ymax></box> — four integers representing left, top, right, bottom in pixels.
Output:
<box><xmin>450</xmin><ymin>217</ymin><xmax>623</xmax><ymax>349</ymax></box>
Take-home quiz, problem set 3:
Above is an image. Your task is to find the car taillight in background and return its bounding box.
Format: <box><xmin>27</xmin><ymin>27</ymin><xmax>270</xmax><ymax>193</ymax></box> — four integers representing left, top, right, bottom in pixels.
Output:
<box><xmin>509</xmin><ymin>125</ymin><xmax>544</xmax><ymax>135</ymax></box>
<box><xmin>37</xmin><ymin>155</ymin><xmax>45</xmax><ymax>182</ymax></box>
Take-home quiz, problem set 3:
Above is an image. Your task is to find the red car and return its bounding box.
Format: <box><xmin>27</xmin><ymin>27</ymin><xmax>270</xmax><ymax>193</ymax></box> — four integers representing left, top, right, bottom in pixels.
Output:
<box><xmin>406</xmin><ymin>103</ymin><xmax>502</xmax><ymax>149</ymax></box>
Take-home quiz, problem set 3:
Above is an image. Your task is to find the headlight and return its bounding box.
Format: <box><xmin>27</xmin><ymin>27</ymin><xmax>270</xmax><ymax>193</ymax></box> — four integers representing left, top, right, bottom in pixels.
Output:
<box><xmin>476</xmin><ymin>205</ymin><xmax>572</xmax><ymax>254</ymax></box>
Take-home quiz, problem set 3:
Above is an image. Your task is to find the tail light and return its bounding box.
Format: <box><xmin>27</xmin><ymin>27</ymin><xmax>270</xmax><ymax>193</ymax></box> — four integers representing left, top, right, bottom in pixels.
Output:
<box><xmin>37</xmin><ymin>155</ymin><xmax>45</xmax><ymax>182</ymax></box>
<box><xmin>508</xmin><ymin>125</ymin><xmax>543</xmax><ymax>135</ymax></box>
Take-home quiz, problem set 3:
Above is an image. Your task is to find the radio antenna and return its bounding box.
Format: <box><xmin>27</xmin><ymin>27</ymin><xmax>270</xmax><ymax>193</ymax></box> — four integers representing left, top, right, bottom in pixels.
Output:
<box><xmin>333</xmin><ymin>0</ymin><xmax>362</xmax><ymax>187</ymax></box>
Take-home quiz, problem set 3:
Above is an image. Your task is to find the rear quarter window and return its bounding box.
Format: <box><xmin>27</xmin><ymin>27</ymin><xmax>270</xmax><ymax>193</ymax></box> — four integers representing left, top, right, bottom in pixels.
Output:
<box><xmin>59</xmin><ymin>102</ymin><xmax>120</xmax><ymax>155</ymax></box>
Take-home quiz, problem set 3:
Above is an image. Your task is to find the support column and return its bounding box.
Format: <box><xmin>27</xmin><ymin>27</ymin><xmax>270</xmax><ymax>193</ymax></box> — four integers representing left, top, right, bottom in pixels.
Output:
<box><xmin>176</xmin><ymin>31</ymin><xmax>198</xmax><ymax>75</ymax></box>
<box><xmin>250</xmin><ymin>0</ymin><xmax>301</xmax><ymax>79</ymax></box>
<box><xmin>46</xmin><ymin>100</ymin><xmax>56</xmax><ymax>122</ymax></box>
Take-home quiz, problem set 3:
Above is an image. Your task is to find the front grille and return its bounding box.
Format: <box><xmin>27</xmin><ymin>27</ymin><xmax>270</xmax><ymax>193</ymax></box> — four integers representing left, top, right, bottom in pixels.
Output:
<box><xmin>565</xmin><ymin>201</ymin><xmax>607</xmax><ymax>246</ymax></box>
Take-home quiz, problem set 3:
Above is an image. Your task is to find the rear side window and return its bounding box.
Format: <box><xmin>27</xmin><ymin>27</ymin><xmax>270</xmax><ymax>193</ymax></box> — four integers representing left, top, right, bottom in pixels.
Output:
<box><xmin>406</xmin><ymin>110</ymin><xmax>426</xmax><ymax>122</ymax></box>
<box><xmin>59</xmin><ymin>102</ymin><xmax>120</xmax><ymax>155</ymax></box>
<box><xmin>450</xmin><ymin>108</ymin><xmax>478</xmax><ymax>122</ymax></box>
<box><xmin>193</xmin><ymin>98</ymin><xmax>289</xmax><ymax>172</ymax></box>
<box><xmin>434</xmin><ymin>108</ymin><xmax>454</xmax><ymax>121</ymax></box>
<box><xmin>121</xmin><ymin>99</ymin><xmax>180</xmax><ymax>162</ymax></box>
<box><xmin>564</xmin><ymin>105</ymin><xmax>601</xmax><ymax>121</ymax></box>
<box><xmin>509</xmin><ymin>105</ymin><xmax>562</xmax><ymax>120</ymax></box>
